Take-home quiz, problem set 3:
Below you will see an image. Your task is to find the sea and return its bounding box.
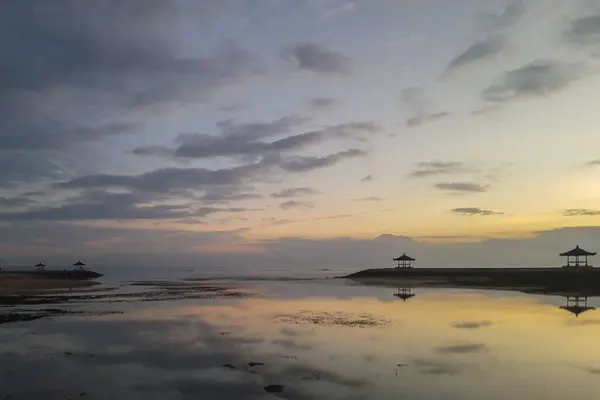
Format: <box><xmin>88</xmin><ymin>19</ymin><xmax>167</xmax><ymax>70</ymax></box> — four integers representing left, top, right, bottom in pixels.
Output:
<box><xmin>2</xmin><ymin>265</ymin><xmax>600</xmax><ymax>399</ymax></box>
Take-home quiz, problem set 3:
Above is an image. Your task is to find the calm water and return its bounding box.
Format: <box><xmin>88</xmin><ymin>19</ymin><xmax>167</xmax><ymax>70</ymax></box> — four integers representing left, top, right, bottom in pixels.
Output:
<box><xmin>2</xmin><ymin>269</ymin><xmax>600</xmax><ymax>399</ymax></box>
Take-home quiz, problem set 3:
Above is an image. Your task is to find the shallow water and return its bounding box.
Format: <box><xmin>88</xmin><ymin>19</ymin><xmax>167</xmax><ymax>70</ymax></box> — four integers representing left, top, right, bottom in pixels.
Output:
<box><xmin>2</xmin><ymin>274</ymin><xmax>600</xmax><ymax>399</ymax></box>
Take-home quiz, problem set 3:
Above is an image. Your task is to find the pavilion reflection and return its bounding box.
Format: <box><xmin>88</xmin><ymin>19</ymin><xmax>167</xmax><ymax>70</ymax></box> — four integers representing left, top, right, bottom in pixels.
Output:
<box><xmin>559</xmin><ymin>295</ymin><xmax>596</xmax><ymax>317</ymax></box>
<box><xmin>393</xmin><ymin>287</ymin><xmax>416</xmax><ymax>302</ymax></box>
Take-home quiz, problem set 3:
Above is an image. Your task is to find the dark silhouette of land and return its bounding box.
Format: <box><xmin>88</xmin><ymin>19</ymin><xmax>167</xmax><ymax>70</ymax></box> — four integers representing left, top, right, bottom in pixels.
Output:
<box><xmin>344</xmin><ymin>267</ymin><xmax>600</xmax><ymax>296</ymax></box>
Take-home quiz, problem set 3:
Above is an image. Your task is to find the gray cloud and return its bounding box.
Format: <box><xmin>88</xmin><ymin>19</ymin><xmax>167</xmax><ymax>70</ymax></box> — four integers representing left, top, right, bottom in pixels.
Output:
<box><xmin>410</xmin><ymin>161</ymin><xmax>469</xmax><ymax>178</ymax></box>
<box><xmin>563</xmin><ymin>209</ymin><xmax>600</xmax><ymax>217</ymax></box>
<box><xmin>271</xmin><ymin>338</ymin><xmax>312</xmax><ymax>350</ymax></box>
<box><xmin>451</xmin><ymin>207</ymin><xmax>503</xmax><ymax>216</ymax></box>
<box><xmin>135</xmin><ymin>120</ymin><xmax>378</xmax><ymax>160</ymax></box>
<box><xmin>586</xmin><ymin>159</ymin><xmax>600</xmax><ymax>167</ymax></box>
<box><xmin>565</xmin><ymin>13</ymin><xmax>600</xmax><ymax>47</ymax></box>
<box><xmin>0</xmin><ymin>196</ymin><xmax>39</xmax><ymax>208</ymax></box>
<box><xmin>483</xmin><ymin>60</ymin><xmax>583</xmax><ymax>102</ymax></box>
<box><xmin>282</xmin><ymin>42</ymin><xmax>352</xmax><ymax>74</ymax></box>
<box><xmin>131</xmin><ymin>145</ymin><xmax>174</xmax><ymax>158</ymax></box>
<box><xmin>309</xmin><ymin>97</ymin><xmax>340</xmax><ymax>110</ymax></box>
<box><xmin>278</xmin><ymin>149</ymin><xmax>367</xmax><ymax>172</ymax></box>
<box><xmin>280</xmin><ymin>200</ymin><xmax>315</xmax><ymax>210</ymax></box>
<box><xmin>1</xmin><ymin>121</ymin><xmax>142</xmax><ymax>152</ymax></box>
<box><xmin>406</xmin><ymin>111</ymin><xmax>449</xmax><ymax>127</ymax></box>
<box><xmin>411</xmin><ymin>359</ymin><xmax>465</xmax><ymax>376</ymax></box>
<box><xmin>0</xmin><ymin>188</ymin><xmax>250</xmax><ymax>222</ymax></box>
<box><xmin>351</xmin><ymin>197</ymin><xmax>382</xmax><ymax>202</ymax></box>
<box><xmin>271</xmin><ymin>187</ymin><xmax>319</xmax><ymax>198</ymax></box>
<box><xmin>198</xmin><ymin>191</ymin><xmax>262</xmax><ymax>205</ymax></box>
<box><xmin>487</xmin><ymin>1</ymin><xmax>525</xmax><ymax>28</ymax></box>
<box><xmin>434</xmin><ymin>343</ymin><xmax>487</xmax><ymax>354</ymax></box>
<box><xmin>435</xmin><ymin>182</ymin><xmax>489</xmax><ymax>193</ymax></box>
<box><xmin>452</xmin><ymin>321</ymin><xmax>494</xmax><ymax>329</ymax></box>
<box><xmin>360</xmin><ymin>175</ymin><xmax>374</xmax><ymax>182</ymax></box>
<box><xmin>55</xmin><ymin>153</ymin><xmax>358</xmax><ymax>193</ymax></box>
<box><xmin>0</xmin><ymin>1</ymin><xmax>260</xmax><ymax>187</ymax></box>
<box><xmin>446</xmin><ymin>36</ymin><xmax>504</xmax><ymax>73</ymax></box>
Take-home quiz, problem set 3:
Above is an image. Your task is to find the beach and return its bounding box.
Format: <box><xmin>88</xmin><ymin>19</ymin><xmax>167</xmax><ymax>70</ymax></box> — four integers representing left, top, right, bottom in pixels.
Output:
<box><xmin>0</xmin><ymin>273</ymin><xmax>100</xmax><ymax>292</ymax></box>
<box><xmin>2</xmin><ymin>267</ymin><xmax>600</xmax><ymax>399</ymax></box>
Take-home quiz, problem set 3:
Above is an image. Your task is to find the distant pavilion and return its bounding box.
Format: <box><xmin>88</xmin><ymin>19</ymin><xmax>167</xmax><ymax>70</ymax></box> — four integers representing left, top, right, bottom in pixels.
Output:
<box><xmin>560</xmin><ymin>296</ymin><xmax>595</xmax><ymax>317</ymax></box>
<box><xmin>35</xmin><ymin>262</ymin><xmax>46</xmax><ymax>271</ymax></box>
<box><xmin>393</xmin><ymin>253</ymin><xmax>415</xmax><ymax>268</ymax></box>
<box><xmin>560</xmin><ymin>245</ymin><xmax>596</xmax><ymax>269</ymax></box>
<box><xmin>73</xmin><ymin>260</ymin><xmax>86</xmax><ymax>271</ymax></box>
<box><xmin>394</xmin><ymin>287</ymin><xmax>416</xmax><ymax>301</ymax></box>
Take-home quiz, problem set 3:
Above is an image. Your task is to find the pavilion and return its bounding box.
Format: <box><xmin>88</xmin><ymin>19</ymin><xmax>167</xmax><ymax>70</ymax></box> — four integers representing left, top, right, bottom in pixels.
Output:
<box><xmin>73</xmin><ymin>260</ymin><xmax>86</xmax><ymax>271</ymax></box>
<box><xmin>559</xmin><ymin>296</ymin><xmax>595</xmax><ymax>317</ymax></box>
<box><xmin>393</xmin><ymin>253</ymin><xmax>415</xmax><ymax>268</ymax></box>
<box><xmin>35</xmin><ymin>262</ymin><xmax>46</xmax><ymax>271</ymax></box>
<box><xmin>559</xmin><ymin>245</ymin><xmax>596</xmax><ymax>269</ymax></box>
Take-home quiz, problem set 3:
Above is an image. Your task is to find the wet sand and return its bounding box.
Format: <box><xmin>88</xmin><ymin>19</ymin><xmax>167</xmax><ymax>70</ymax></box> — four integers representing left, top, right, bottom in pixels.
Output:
<box><xmin>0</xmin><ymin>274</ymin><xmax>100</xmax><ymax>292</ymax></box>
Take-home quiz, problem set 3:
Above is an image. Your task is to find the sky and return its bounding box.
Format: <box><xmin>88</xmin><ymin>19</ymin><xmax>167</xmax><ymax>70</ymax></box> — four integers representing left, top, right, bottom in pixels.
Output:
<box><xmin>2</xmin><ymin>0</ymin><xmax>600</xmax><ymax>268</ymax></box>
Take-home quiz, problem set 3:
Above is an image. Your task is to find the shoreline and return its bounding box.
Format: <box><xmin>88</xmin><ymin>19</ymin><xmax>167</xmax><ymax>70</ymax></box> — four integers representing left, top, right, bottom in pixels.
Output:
<box><xmin>0</xmin><ymin>274</ymin><xmax>100</xmax><ymax>292</ymax></box>
<box><xmin>343</xmin><ymin>267</ymin><xmax>600</xmax><ymax>296</ymax></box>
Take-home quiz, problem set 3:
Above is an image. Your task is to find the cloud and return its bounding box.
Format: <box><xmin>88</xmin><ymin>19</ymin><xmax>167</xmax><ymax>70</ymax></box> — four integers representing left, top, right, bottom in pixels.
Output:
<box><xmin>445</xmin><ymin>36</ymin><xmax>504</xmax><ymax>73</ymax></box>
<box><xmin>563</xmin><ymin>209</ymin><xmax>600</xmax><ymax>217</ymax></box>
<box><xmin>131</xmin><ymin>145</ymin><xmax>175</xmax><ymax>158</ymax></box>
<box><xmin>1</xmin><ymin>121</ymin><xmax>142</xmax><ymax>152</ymax></box>
<box><xmin>0</xmin><ymin>1</ymin><xmax>260</xmax><ymax>187</ymax></box>
<box><xmin>585</xmin><ymin>159</ymin><xmax>600</xmax><ymax>167</ymax></box>
<box><xmin>406</xmin><ymin>111</ymin><xmax>449</xmax><ymax>127</ymax></box>
<box><xmin>135</xmin><ymin>119</ymin><xmax>378</xmax><ymax>160</ymax></box>
<box><xmin>282</xmin><ymin>42</ymin><xmax>352</xmax><ymax>74</ymax></box>
<box><xmin>0</xmin><ymin>189</ymin><xmax>251</xmax><ymax>222</ymax></box>
<box><xmin>360</xmin><ymin>175</ymin><xmax>374</xmax><ymax>182</ymax></box>
<box><xmin>565</xmin><ymin>13</ymin><xmax>600</xmax><ymax>47</ymax></box>
<box><xmin>278</xmin><ymin>149</ymin><xmax>367</xmax><ymax>172</ymax></box>
<box><xmin>271</xmin><ymin>187</ymin><xmax>319</xmax><ymax>198</ymax></box>
<box><xmin>411</xmin><ymin>359</ymin><xmax>465</xmax><ymax>376</ymax></box>
<box><xmin>280</xmin><ymin>200</ymin><xmax>315</xmax><ymax>210</ymax></box>
<box><xmin>452</xmin><ymin>321</ymin><xmax>494</xmax><ymax>329</ymax></box>
<box><xmin>0</xmin><ymin>196</ymin><xmax>39</xmax><ymax>208</ymax></box>
<box><xmin>451</xmin><ymin>207</ymin><xmax>503</xmax><ymax>216</ymax></box>
<box><xmin>486</xmin><ymin>1</ymin><xmax>525</xmax><ymax>28</ymax></box>
<box><xmin>483</xmin><ymin>60</ymin><xmax>583</xmax><ymax>102</ymax></box>
<box><xmin>410</xmin><ymin>161</ymin><xmax>469</xmax><ymax>178</ymax></box>
<box><xmin>434</xmin><ymin>343</ymin><xmax>487</xmax><ymax>354</ymax></box>
<box><xmin>351</xmin><ymin>197</ymin><xmax>382</xmax><ymax>202</ymax></box>
<box><xmin>198</xmin><ymin>192</ymin><xmax>262</xmax><ymax>205</ymax></box>
<box><xmin>271</xmin><ymin>338</ymin><xmax>312</xmax><ymax>350</ymax></box>
<box><xmin>434</xmin><ymin>182</ymin><xmax>490</xmax><ymax>193</ymax></box>
<box><xmin>309</xmin><ymin>97</ymin><xmax>340</xmax><ymax>110</ymax></box>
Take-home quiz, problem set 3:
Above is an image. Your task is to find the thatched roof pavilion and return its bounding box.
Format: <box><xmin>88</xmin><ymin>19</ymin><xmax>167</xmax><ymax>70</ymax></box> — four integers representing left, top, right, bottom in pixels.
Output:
<box><xmin>560</xmin><ymin>245</ymin><xmax>596</xmax><ymax>268</ymax></box>
<box><xmin>35</xmin><ymin>262</ymin><xmax>46</xmax><ymax>270</ymax></box>
<box><xmin>393</xmin><ymin>253</ymin><xmax>415</xmax><ymax>268</ymax></box>
<box><xmin>73</xmin><ymin>260</ymin><xmax>86</xmax><ymax>270</ymax></box>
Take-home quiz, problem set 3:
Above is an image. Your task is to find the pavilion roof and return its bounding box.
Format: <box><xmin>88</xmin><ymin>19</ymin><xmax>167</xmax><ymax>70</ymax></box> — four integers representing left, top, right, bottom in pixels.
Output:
<box><xmin>393</xmin><ymin>293</ymin><xmax>416</xmax><ymax>301</ymax></box>
<box><xmin>393</xmin><ymin>253</ymin><xmax>415</xmax><ymax>261</ymax></box>
<box><xmin>560</xmin><ymin>305</ymin><xmax>595</xmax><ymax>316</ymax></box>
<box><xmin>35</xmin><ymin>262</ymin><xmax>46</xmax><ymax>267</ymax></box>
<box><xmin>559</xmin><ymin>245</ymin><xmax>597</xmax><ymax>257</ymax></box>
<box><xmin>73</xmin><ymin>260</ymin><xmax>86</xmax><ymax>266</ymax></box>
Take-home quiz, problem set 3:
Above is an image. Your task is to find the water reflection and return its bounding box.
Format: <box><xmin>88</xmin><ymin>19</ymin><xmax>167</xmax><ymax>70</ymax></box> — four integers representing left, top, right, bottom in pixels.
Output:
<box><xmin>560</xmin><ymin>296</ymin><xmax>596</xmax><ymax>317</ymax></box>
<box><xmin>3</xmin><ymin>283</ymin><xmax>600</xmax><ymax>399</ymax></box>
<box><xmin>393</xmin><ymin>287</ymin><xmax>416</xmax><ymax>302</ymax></box>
